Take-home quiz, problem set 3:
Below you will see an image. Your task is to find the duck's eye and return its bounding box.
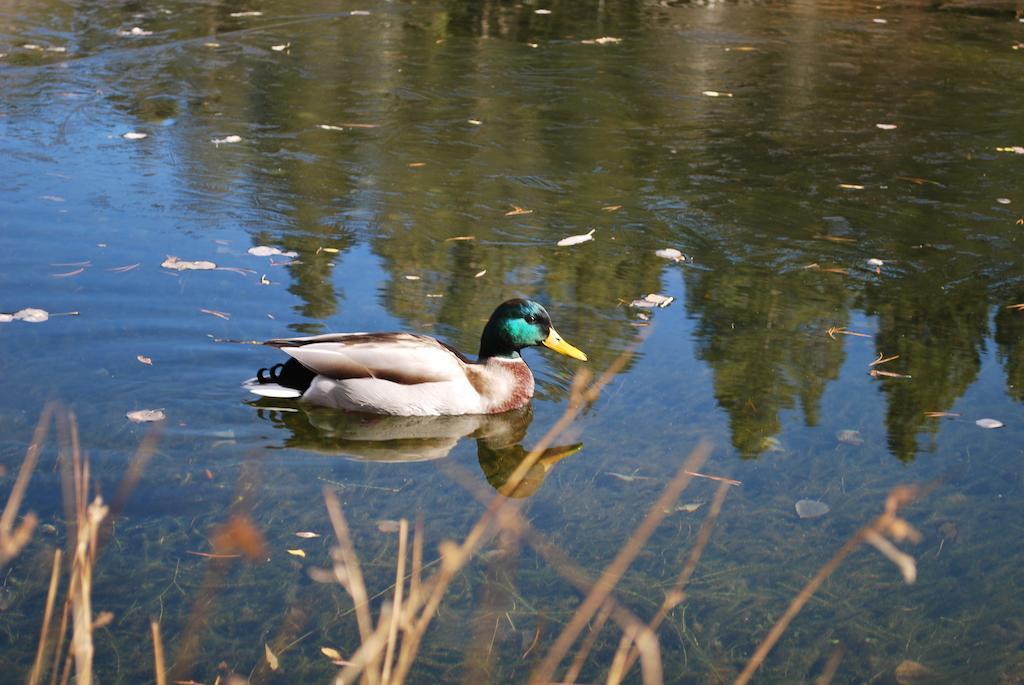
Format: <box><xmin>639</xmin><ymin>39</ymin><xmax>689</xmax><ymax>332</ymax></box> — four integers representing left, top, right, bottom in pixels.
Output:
<box><xmin>524</xmin><ymin>314</ymin><xmax>537</xmax><ymax>324</ymax></box>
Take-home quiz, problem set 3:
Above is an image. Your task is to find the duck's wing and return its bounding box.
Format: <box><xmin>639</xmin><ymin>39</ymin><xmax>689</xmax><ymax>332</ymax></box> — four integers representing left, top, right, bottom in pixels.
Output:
<box><xmin>264</xmin><ymin>332</ymin><xmax>471</xmax><ymax>385</ymax></box>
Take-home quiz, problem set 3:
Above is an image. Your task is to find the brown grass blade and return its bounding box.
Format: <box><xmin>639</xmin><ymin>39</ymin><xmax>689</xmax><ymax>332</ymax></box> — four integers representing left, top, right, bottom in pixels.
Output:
<box><xmin>29</xmin><ymin>548</ymin><xmax>63</xmax><ymax>685</ymax></box>
<box><xmin>381</xmin><ymin>518</ymin><xmax>408</xmax><ymax>685</ymax></box>
<box><xmin>324</xmin><ymin>488</ymin><xmax>380</xmax><ymax>685</ymax></box>
<box><xmin>0</xmin><ymin>403</ymin><xmax>54</xmax><ymax>565</ymax></box>
<box><xmin>531</xmin><ymin>441</ymin><xmax>711</xmax><ymax>684</ymax></box>
<box><xmin>151</xmin><ymin>619</ymin><xmax>167</xmax><ymax>685</ymax></box>
<box><xmin>734</xmin><ymin>485</ymin><xmax>923</xmax><ymax>685</ymax></box>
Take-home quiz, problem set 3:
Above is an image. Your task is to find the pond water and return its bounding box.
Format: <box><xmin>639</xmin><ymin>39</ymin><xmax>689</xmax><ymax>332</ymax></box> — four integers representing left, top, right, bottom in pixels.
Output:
<box><xmin>2</xmin><ymin>0</ymin><xmax>1024</xmax><ymax>682</ymax></box>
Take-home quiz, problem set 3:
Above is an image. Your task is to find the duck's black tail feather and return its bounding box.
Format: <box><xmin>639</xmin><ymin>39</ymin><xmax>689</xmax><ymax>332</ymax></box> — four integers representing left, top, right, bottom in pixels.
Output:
<box><xmin>245</xmin><ymin>358</ymin><xmax>316</xmax><ymax>398</ymax></box>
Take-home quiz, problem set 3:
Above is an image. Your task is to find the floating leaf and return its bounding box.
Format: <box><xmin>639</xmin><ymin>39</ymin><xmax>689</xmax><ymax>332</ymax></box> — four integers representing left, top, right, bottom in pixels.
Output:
<box><xmin>200</xmin><ymin>308</ymin><xmax>231</xmax><ymax>320</ymax></box>
<box><xmin>975</xmin><ymin>418</ymin><xmax>1004</xmax><ymax>429</ymax></box>
<box><xmin>838</xmin><ymin>183</ymin><xmax>865</xmax><ymax>190</ymax></box>
<box><xmin>264</xmin><ymin>644</ymin><xmax>279</xmax><ymax>671</ymax></box>
<box><xmin>474</xmin><ymin>270</ymin><xmax>486</xmax><ymax>278</ymax></box>
<box><xmin>127</xmin><ymin>409</ymin><xmax>166</xmax><ymax>423</ymax></box>
<box><xmin>924</xmin><ymin>411</ymin><xmax>959</xmax><ymax>419</ymax></box>
<box><xmin>467</xmin><ymin>119</ymin><xmax>483</xmax><ymax>125</ymax></box>
<box><xmin>294</xmin><ymin>531</ymin><xmax>320</xmax><ymax>539</ymax></box>
<box><xmin>122</xmin><ymin>132</ymin><xmax>148</xmax><ymax>140</ymax></box>
<box><xmin>270</xmin><ymin>43</ymin><xmax>290</xmax><ymax>52</ymax></box>
<box><xmin>504</xmin><ymin>205</ymin><xmax>533</xmax><ymax>216</ymax></box>
<box><xmin>556</xmin><ymin>229</ymin><xmax>595</xmax><ymax>247</ymax></box>
<box><xmin>286</xmin><ymin>548</ymin><xmax>306</xmax><ymax>558</ymax></box>
<box><xmin>137</xmin><ymin>355</ymin><xmax>153</xmax><ymax>366</ymax></box>
<box><xmin>795</xmin><ymin>499</ymin><xmax>830</xmax><ymax>519</ymax></box>
<box><xmin>995</xmin><ymin>146</ymin><xmax>1024</xmax><ymax>154</ymax></box>
<box><xmin>211</xmin><ymin>135</ymin><xmax>242</xmax><ymax>145</ymax></box>
<box><xmin>605</xmin><ymin>471</ymin><xmax>653</xmax><ymax>482</ymax></box>
<box><xmin>13</xmin><ymin>308</ymin><xmax>50</xmax><ymax>323</ymax></box>
<box><xmin>836</xmin><ymin>429</ymin><xmax>864</xmax><ymax>446</ymax></box>
<box><xmin>665</xmin><ymin>502</ymin><xmax>704</xmax><ymax>514</ymax></box>
<box><xmin>51</xmin><ymin>267</ymin><xmax>84</xmax><ymax>278</ymax></box>
<box><xmin>317</xmin><ymin>246</ymin><xmax>340</xmax><ymax>254</ymax></box>
<box><xmin>702</xmin><ymin>90</ymin><xmax>733</xmax><ymax>98</ymax></box>
<box><xmin>321</xmin><ymin>647</ymin><xmax>343</xmax><ymax>660</ymax></box>
<box><xmin>162</xmin><ymin>256</ymin><xmax>216</xmax><ymax>271</ymax></box>
<box><xmin>655</xmin><ymin>248</ymin><xmax>685</xmax><ymax>262</ymax></box>
<box><xmin>445</xmin><ymin>235</ymin><xmax>475</xmax><ymax>241</ymax></box>
<box><xmin>407</xmin><ymin>162</ymin><xmax>426</xmax><ymax>167</ymax></box>
<box><xmin>376</xmin><ymin>519</ymin><xmax>401</xmax><ymax>533</ymax></box>
<box><xmin>630</xmin><ymin>293</ymin><xmax>674</xmax><ymax>309</ymax></box>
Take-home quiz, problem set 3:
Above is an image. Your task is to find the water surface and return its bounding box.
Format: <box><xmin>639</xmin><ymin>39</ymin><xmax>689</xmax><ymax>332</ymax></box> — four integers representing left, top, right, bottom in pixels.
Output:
<box><xmin>2</xmin><ymin>0</ymin><xmax>1024</xmax><ymax>682</ymax></box>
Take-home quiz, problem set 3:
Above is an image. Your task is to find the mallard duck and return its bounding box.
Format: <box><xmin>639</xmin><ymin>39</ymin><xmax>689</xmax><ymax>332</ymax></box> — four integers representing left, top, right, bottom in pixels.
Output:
<box><xmin>244</xmin><ymin>299</ymin><xmax>587</xmax><ymax>416</ymax></box>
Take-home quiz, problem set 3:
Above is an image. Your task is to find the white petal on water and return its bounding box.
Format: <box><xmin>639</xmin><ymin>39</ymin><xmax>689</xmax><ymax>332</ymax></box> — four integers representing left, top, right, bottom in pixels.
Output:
<box><xmin>556</xmin><ymin>229</ymin><xmax>596</xmax><ymax>247</ymax></box>
<box><xmin>996</xmin><ymin>198</ymin><xmax>1011</xmax><ymax>205</ymax></box>
<box><xmin>211</xmin><ymin>135</ymin><xmax>242</xmax><ymax>145</ymax></box>
<box><xmin>796</xmin><ymin>499</ymin><xmax>830</xmax><ymax>519</ymax></box>
<box><xmin>0</xmin><ymin>313</ymin><xmax>13</xmax><ymax>323</ymax></box>
<box><xmin>702</xmin><ymin>90</ymin><xmax>734</xmax><ymax>98</ymax></box>
<box><xmin>404</xmin><ymin>275</ymin><xmax>420</xmax><ymax>281</ymax></box>
<box><xmin>122</xmin><ymin>132</ymin><xmax>148</xmax><ymax>140</ymax></box>
<box><xmin>534</xmin><ymin>8</ymin><xmax>552</xmax><ymax>14</ymax></box>
<box><xmin>975</xmin><ymin>418</ymin><xmax>1004</xmax><ymax>429</ymax></box>
<box><xmin>876</xmin><ymin>123</ymin><xmax>898</xmax><ymax>130</ymax></box>
<box><xmin>127</xmin><ymin>409</ymin><xmax>166</xmax><ymax>423</ymax></box>
<box><xmin>630</xmin><ymin>293</ymin><xmax>674</xmax><ymax>309</ymax></box>
<box><xmin>467</xmin><ymin>119</ymin><xmax>483</xmax><ymax>125</ymax></box>
<box><xmin>117</xmin><ymin>27</ymin><xmax>153</xmax><ymax>36</ymax></box>
<box><xmin>247</xmin><ymin>246</ymin><xmax>299</xmax><ymax>257</ymax></box>
<box><xmin>162</xmin><ymin>256</ymin><xmax>217</xmax><ymax>271</ymax></box>
<box><xmin>867</xmin><ymin>258</ymin><xmax>884</xmax><ymax>268</ymax></box>
<box><xmin>14</xmin><ymin>308</ymin><xmax>49</xmax><ymax>323</ymax></box>
<box><xmin>655</xmin><ymin>248</ymin><xmax>685</xmax><ymax>262</ymax></box>
<box><xmin>350</xmin><ymin>10</ymin><xmax>371</xmax><ymax>16</ymax></box>
<box><xmin>270</xmin><ymin>43</ymin><xmax>290</xmax><ymax>52</ymax></box>
<box><xmin>872</xmin><ymin>17</ymin><xmax>888</xmax><ymax>23</ymax></box>
<box><xmin>836</xmin><ymin>429</ymin><xmax>864</xmax><ymax>445</ymax></box>
<box><xmin>230</xmin><ymin>11</ymin><xmax>263</xmax><ymax>17</ymax></box>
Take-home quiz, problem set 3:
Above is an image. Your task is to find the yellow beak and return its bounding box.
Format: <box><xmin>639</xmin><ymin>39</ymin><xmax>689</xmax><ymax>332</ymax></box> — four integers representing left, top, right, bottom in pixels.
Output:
<box><xmin>542</xmin><ymin>327</ymin><xmax>588</xmax><ymax>361</ymax></box>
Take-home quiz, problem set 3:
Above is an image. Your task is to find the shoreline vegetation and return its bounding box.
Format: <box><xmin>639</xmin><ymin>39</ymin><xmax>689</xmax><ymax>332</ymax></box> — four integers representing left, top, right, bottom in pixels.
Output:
<box><xmin>3</xmin><ymin>356</ymin><xmax>924</xmax><ymax>685</ymax></box>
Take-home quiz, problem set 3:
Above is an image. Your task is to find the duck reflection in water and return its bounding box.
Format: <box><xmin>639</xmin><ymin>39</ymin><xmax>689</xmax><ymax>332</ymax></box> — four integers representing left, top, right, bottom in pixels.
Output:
<box><xmin>250</xmin><ymin>402</ymin><xmax>581</xmax><ymax>498</ymax></box>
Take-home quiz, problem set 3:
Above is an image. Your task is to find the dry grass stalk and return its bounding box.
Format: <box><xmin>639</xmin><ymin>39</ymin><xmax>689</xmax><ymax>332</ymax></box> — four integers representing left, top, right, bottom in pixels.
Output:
<box><xmin>381</xmin><ymin>519</ymin><xmax>409</xmax><ymax>685</ymax></box>
<box><xmin>151</xmin><ymin>619</ymin><xmax>167</xmax><ymax>685</ymax></box>
<box><xmin>437</xmin><ymin>458</ymin><xmax>657</xmax><ymax>680</ymax></box>
<box><xmin>530</xmin><ymin>441</ymin><xmax>711</xmax><ymax>685</ymax></box>
<box><xmin>0</xmin><ymin>403</ymin><xmax>54</xmax><ymax>566</ymax></box>
<box><xmin>28</xmin><ymin>548</ymin><xmax>63</xmax><ymax>685</ymax></box>
<box><xmin>813</xmin><ymin>645</ymin><xmax>845</xmax><ymax>685</ymax></box>
<box><xmin>562</xmin><ymin>599</ymin><xmax>614</xmax><ymax>684</ymax></box>
<box><xmin>734</xmin><ymin>485</ymin><xmax>922</xmax><ymax>685</ymax></box>
<box><xmin>324</xmin><ymin>488</ymin><xmax>382</xmax><ymax>685</ymax></box>
<box><xmin>609</xmin><ymin>480</ymin><xmax>732</xmax><ymax>683</ymax></box>
<box><xmin>67</xmin><ymin>412</ymin><xmax>109</xmax><ymax>685</ymax></box>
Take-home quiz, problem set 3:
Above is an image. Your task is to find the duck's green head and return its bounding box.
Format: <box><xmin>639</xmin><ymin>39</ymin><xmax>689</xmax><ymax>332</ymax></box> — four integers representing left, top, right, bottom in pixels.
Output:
<box><xmin>478</xmin><ymin>299</ymin><xmax>588</xmax><ymax>362</ymax></box>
